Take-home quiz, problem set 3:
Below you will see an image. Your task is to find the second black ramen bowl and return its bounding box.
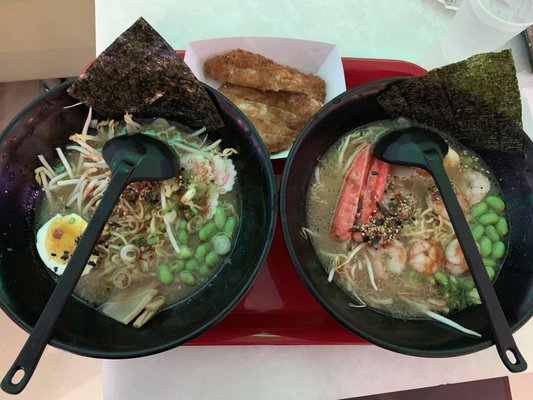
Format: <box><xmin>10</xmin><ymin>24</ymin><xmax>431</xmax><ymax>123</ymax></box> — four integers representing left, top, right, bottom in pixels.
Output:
<box><xmin>280</xmin><ymin>77</ymin><xmax>533</xmax><ymax>357</ymax></box>
<box><xmin>0</xmin><ymin>81</ymin><xmax>276</xmax><ymax>358</ymax></box>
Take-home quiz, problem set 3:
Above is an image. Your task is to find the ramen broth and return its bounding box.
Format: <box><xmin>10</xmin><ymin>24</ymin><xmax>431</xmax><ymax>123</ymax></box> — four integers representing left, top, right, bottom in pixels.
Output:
<box><xmin>306</xmin><ymin>121</ymin><xmax>509</xmax><ymax>318</ymax></box>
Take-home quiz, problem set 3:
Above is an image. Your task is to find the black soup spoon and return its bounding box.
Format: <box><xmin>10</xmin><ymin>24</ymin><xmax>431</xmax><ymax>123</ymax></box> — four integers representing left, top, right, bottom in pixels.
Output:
<box><xmin>373</xmin><ymin>127</ymin><xmax>527</xmax><ymax>373</ymax></box>
<box><xmin>2</xmin><ymin>133</ymin><xmax>180</xmax><ymax>394</ymax></box>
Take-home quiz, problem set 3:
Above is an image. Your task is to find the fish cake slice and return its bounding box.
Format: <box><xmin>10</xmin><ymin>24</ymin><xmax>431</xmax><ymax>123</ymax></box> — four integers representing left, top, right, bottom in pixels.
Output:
<box><xmin>205</xmin><ymin>49</ymin><xmax>326</xmax><ymax>102</ymax></box>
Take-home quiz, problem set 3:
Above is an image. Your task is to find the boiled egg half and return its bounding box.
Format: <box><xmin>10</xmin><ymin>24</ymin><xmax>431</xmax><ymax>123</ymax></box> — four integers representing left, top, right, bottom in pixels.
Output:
<box><xmin>36</xmin><ymin>213</ymin><xmax>92</xmax><ymax>276</ymax></box>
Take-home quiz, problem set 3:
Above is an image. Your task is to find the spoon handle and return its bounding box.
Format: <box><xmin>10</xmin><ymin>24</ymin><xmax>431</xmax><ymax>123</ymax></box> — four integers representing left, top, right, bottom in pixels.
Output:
<box><xmin>426</xmin><ymin>151</ymin><xmax>527</xmax><ymax>373</ymax></box>
<box><xmin>1</xmin><ymin>161</ymin><xmax>134</xmax><ymax>394</ymax></box>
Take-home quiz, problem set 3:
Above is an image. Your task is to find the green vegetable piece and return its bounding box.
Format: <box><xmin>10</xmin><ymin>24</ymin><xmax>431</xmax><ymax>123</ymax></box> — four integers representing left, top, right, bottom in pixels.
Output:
<box><xmin>144</xmin><ymin>213</ymin><xmax>152</xmax><ymax>221</ymax></box>
<box><xmin>408</xmin><ymin>270</ymin><xmax>422</xmax><ymax>282</ymax></box>
<box><xmin>159</xmin><ymin>222</ymin><xmax>166</xmax><ymax>231</ymax></box>
<box><xmin>179</xmin><ymin>246</ymin><xmax>194</xmax><ymax>260</ymax></box>
<box><xmin>477</xmin><ymin>212</ymin><xmax>499</xmax><ymax>226</ymax></box>
<box><xmin>178</xmin><ymin>230</ymin><xmax>189</xmax><ymax>245</ymax></box>
<box><xmin>496</xmin><ymin>217</ymin><xmax>509</xmax><ymax>236</ymax></box>
<box><xmin>483</xmin><ymin>258</ymin><xmax>496</xmax><ymax>268</ymax></box>
<box><xmin>479</xmin><ymin>236</ymin><xmax>492</xmax><ymax>257</ymax></box>
<box><xmin>491</xmin><ymin>241</ymin><xmax>506</xmax><ymax>260</ymax></box>
<box><xmin>212</xmin><ymin>233</ymin><xmax>232</xmax><ymax>255</ymax></box>
<box><xmin>68</xmin><ymin>216</ymin><xmax>76</xmax><ymax>224</ymax></box>
<box><xmin>198</xmin><ymin>264</ymin><xmax>210</xmax><ymax>276</ymax></box>
<box><xmin>185</xmin><ymin>259</ymin><xmax>198</xmax><ymax>271</ymax></box>
<box><xmin>195</xmin><ymin>245</ymin><xmax>208</xmax><ymax>261</ymax></box>
<box><xmin>178</xmin><ymin>219</ymin><xmax>187</xmax><ymax>230</ymax></box>
<box><xmin>463</xmin><ymin>156</ymin><xmax>474</xmax><ymax>166</ymax></box>
<box><xmin>485</xmin><ymin>195</ymin><xmax>506</xmax><ymax>212</ymax></box>
<box><xmin>205</xmin><ymin>251</ymin><xmax>221</xmax><ymax>268</ymax></box>
<box><xmin>433</xmin><ymin>271</ymin><xmax>449</xmax><ymax>286</ymax></box>
<box><xmin>214</xmin><ymin>207</ymin><xmax>226</xmax><ymax>230</ymax></box>
<box><xmin>146</xmin><ymin>236</ymin><xmax>159</xmax><ymax>246</ymax></box>
<box><xmin>460</xmin><ymin>276</ymin><xmax>475</xmax><ymax>291</ymax></box>
<box><xmin>486</xmin><ymin>266</ymin><xmax>496</xmax><ymax>281</ymax></box>
<box><xmin>468</xmin><ymin>288</ymin><xmax>481</xmax><ymax>305</ymax></box>
<box><xmin>158</xmin><ymin>265</ymin><xmax>173</xmax><ymax>285</ymax></box>
<box><xmin>179</xmin><ymin>270</ymin><xmax>197</xmax><ymax>286</ymax></box>
<box><xmin>471</xmin><ymin>224</ymin><xmax>485</xmax><ymax>241</ymax></box>
<box><xmin>132</xmin><ymin>237</ymin><xmax>147</xmax><ymax>247</ymax></box>
<box><xmin>471</xmin><ymin>202</ymin><xmax>488</xmax><ymax>218</ymax></box>
<box><xmin>224</xmin><ymin>216</ymin><xmax>238</xmax><ymax>238</ymax></box>
<box><xmin>199</xmin><ymin>222</ymin><xmax>217</xmax><ymax>241</ymax></box>
<box><xmin>170</xmin><ymin>260</ymin><xmax>185</xmax><ymax>272</ymax></box>
<box><xmin>484</xmin><ymin>225</ymin><xmax>500</xmax><ymax>242</ymax></box>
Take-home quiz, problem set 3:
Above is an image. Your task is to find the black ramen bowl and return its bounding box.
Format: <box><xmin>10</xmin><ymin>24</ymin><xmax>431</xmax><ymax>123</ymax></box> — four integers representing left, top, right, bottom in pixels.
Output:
<box><xmin>0</xmin><ymin>81</ymin><xmax>276</xmax><ymax>358</ymax></box>
<box><xmin>280</xmin><ymin>77</ymin><xmax>533</xmax><ymax>357</ymax></box>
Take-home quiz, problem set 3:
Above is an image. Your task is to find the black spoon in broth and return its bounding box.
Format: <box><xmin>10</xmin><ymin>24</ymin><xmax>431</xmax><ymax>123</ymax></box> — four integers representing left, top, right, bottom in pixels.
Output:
<box><xmin>1</xmin><ymin>133</ymin><xmax>181</xmax><ymax>394</ymax></box>
<box><xmin>372</xmin><ymin>127</ymin><xmax>527</xmax><ymax>373</ymax></box>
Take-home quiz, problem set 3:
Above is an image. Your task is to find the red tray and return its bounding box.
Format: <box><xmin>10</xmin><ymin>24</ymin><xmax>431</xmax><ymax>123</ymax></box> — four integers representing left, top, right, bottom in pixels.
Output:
<box><xmin>187</xmin><ymin>56</ymin><xmax>427</xmax><ymax>345</ymax></box>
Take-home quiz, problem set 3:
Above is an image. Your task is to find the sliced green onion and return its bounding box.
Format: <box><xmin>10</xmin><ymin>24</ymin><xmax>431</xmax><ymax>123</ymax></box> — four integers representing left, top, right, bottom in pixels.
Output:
<box><xmin>212</xmin><ymin>233</ymin><xmax>231</xmax><ymax>255</ymax></box>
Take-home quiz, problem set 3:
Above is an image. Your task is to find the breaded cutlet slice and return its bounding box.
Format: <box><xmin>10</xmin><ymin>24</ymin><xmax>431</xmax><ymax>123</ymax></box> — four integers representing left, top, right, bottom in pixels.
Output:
<box><xmin>222</xmin><ymin>93</ymin><xmax>299</xmax><ymax>153</ymax></box>
<box><xmin>219</xmin><ymin>83</ymin><xmax>322</xmax><ymax>124</ymax></box>
<box><xmin>205</xmin><ymin>49</ymin><xmax>326</xmax><ymax>102</ymax></box>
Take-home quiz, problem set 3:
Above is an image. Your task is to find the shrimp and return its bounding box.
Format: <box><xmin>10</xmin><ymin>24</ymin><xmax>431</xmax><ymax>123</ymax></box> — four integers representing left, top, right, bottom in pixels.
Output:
<box><xmin>463</xmin><ymin>170</ymin><xmax>490</xmax><ymax>205</ymax></box>
<box><xmin>407</xmin><ymin>239</ymin><xmax>444</xmax><ymax>274</ymax></box>
<box><xmin>426</xmin><ymin>185</ymin><xmax>469</xmax><ymax>220</ymax></box>
<box><xmin>367</xmin><ymin>239</ymin><xmax>407</xmax><ymax>280</ymax></box>
<box><xmin>444</xmin><ymin>238</ymin><xmax>468</xmax><ymax>276</ymax></box>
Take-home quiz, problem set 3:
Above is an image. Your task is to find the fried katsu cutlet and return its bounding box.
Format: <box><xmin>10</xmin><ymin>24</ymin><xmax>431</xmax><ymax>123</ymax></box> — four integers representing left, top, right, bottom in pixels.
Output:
<box><xmin>222</xmin><ymin>92</ymin><xmax>299</xmax><ymax>154</ymax></box>
<box><xmin>205</xmin><ymin>49</ymin><xmax>326</xmax><ymax>102</ymax></box>
<box><xmin>219</xmin><ymin>83</ymin><xmax>322</xmax><ymax>123</ymax></box>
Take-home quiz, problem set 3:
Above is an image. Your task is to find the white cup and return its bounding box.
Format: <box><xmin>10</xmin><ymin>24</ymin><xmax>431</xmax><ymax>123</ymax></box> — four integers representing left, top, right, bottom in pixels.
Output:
<box><xmin>441</xmin><ymin>0</ymin><xmax>533</xmax><ymax>62</ymax></box>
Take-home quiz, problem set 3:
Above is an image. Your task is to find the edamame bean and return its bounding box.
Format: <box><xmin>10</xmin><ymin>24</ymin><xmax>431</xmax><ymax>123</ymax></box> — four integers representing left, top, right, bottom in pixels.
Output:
<box><xmin>479</xmin><ymin>236</ymin><xmax>492</xmax><ymax>257</ymax></box>
<box><xmin>179</xmin><ymin>270</ymin><xmax>196</xmax><ymax>285</ymax></box>
<box><xmin>195</xmin><ymin>245</ymin><xmax>208</xmax><ymax>261</ymax></box>
<box><xmin>198</xmin><ymin>264</ymin><xmax>210</xmax><ymax>276</ymax></box>
<box><xmin>483</xmin><ymin>258</ymin><xmax>496</xmax><ymax>268</ymax></box>
<box><xmin>178</xmin><ymin>219</ymin><xmax>187</xmax><ymax>230</ymax></box>
<box><xmin>224</xmin><ymin>216</ymin><xmax>237</xmax><ymax>238</ymax></box>
<box><xmin>205</xmin><ymin>251</ymin><xmax>220</xmax><ymax>268</ymax></box>
<box><xmin>471</xmin><ymin>224</ymin><xmax>485</xmax><ymax>241</ymax></box>
<box><xmin>496</xmin><ymin>217</ymin><xmax>509</xmax><ymax>236</ymax></box>
<box><xmin>179</xmin><ymin>246</ymin><xmax>193</xmax><ymax>260</ymax></box>
<box><xmin>471</xmin><ymin>202</ymin><xmax>488</xmax><ymax>218</ymax></box>
<box><xmin>486</xmin><ymin>266</ymin><xmax>496</xmax><ymax>281</ymax></box>
<box><xmin>214</xmin><ymin>207</ymin><xmax>226</xmax><ymax>230</ymax></box>
<box><xmin>477</xmin><ymin>212</ymin><xmax>499</xmax><ymax>226</ymax></box>
<box><xmin>199</xmin><ymin>222</ymin><xmax>217</xmax><ymax>241</ymax></box>
<box><xmin>186</xmin><ymin>259</ymin><xmax>198</xmax><ymax>271</ymax></box>
<box><xmin>491</xmin><ymin>241</ymin><xmax>506</xmax><ymax>260</ymax></box>
<box><xmin>485</xmin><ymin>195</ymin><xmax>506</xmax><ymax>212</ymax></box>
<box><xmin>144</xmin><ymin>213</ymin><xmax>152</xmax><ymax>221</ymax></box>
<box><xmin>178</xmin><ymin>230</ymin><xmax>188</xmax><ymax>245</ymax></box>
<box><xmin>170</xmin><ymin>260</ymin><xmax>185</xmax><ymax>272</ymax></box>
<box><xmin>484</xmin><ymin>225</ymin><xmax>500</xmax><ymax>242</ymax></box>
<box><xmin>433</xmin><ymin>271</ymin><xmax>449</xmax><ymax>286</ymax></box>
<box><xmin>158</xmin><ymin>265</ymin><xmax>173</xmax><ymax>285</ymax></box>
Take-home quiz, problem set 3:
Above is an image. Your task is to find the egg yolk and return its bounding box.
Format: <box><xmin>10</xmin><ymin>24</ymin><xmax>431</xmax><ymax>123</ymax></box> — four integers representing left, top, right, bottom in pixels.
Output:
<box><xmin>45</xmin><ymin>216</ymin><xmax>86</xmax><ymax>264</ymax></box>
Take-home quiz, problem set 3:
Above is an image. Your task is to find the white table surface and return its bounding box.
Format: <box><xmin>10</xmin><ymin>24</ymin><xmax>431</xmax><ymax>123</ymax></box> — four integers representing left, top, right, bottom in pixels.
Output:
<box><xmin>93</xmin><ymin>1</ymin><xmax>533</xmax><ymax>399</ymax></box>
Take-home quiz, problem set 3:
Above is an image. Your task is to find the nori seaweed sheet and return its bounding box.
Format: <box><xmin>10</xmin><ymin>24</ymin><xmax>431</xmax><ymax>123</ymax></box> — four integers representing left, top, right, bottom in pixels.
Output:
<box><xmin>68</xmin><ymin>17</ymin><xmax>224</xmax><ymax>131</ymax></box>
<box><xmin>377</xmin><ymin>50</ymin><xmax>523</xmax><ymax>152</ymax></box>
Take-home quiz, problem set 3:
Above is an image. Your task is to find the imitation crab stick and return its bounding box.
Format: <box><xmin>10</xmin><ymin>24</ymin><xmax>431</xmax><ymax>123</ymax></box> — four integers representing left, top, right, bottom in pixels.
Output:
<box><xmin>330</xmin><ymin>144</ymin><xmax>372</xmax><ymax>241</ymax></box>
<box><xmin>358</xmin><ymin>157</ymin><xmax>390</xmax><ymax>225</ymax></box>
